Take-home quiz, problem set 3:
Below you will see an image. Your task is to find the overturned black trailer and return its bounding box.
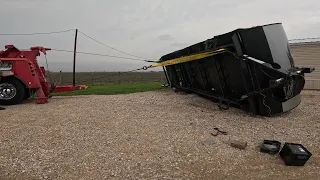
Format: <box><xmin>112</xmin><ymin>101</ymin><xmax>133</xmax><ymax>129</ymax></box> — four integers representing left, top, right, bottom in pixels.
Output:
<box><xmin>159</xmin><ymin>23</ymin><xmax>314</xmax><ymax>116</ymax></box>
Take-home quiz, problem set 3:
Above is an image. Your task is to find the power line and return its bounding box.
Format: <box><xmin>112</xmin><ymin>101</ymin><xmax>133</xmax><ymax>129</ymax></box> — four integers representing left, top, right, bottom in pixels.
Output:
<box><xmin>1</xmin><ymin>28</ymin><xmax>319</xmax><ymax>43</ymax></box>
<box><xmin>77</xmin><ymin>30</ymin><xmax>152</xmax><ymax>60</ymax></box>
<box><xmin>0</xmin><ymin>29</ymin><xmax>75</xmax><ymax>36</ymax></box>
<box><xmin>50</xmin><ymin>48</ymin><xmax>158</xmax><ymax>62</ymax></box>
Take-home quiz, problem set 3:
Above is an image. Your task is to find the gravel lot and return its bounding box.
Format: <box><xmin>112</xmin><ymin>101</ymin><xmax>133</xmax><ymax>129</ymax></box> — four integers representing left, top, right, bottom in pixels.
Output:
<box><xmin>0</xmin><ymin>89</ymin><xmax>319</xmax><ymax>180</ymax></box>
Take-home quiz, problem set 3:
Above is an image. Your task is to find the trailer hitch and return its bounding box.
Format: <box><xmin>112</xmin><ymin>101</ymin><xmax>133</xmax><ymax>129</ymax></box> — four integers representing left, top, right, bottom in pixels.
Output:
<box><xmin>48</xmin><ymin>83</ymin><xmax>56</xmax><ymax>98</ymax></box>
<box><xmin>239</xmin><ymin>80</ymin><xmax>286</xmax><ymax>101</ymax></box>
<box><xmin>300</xmin><ymin>67</ymin><xmax>315</xmax><ymax>73</ymax></box>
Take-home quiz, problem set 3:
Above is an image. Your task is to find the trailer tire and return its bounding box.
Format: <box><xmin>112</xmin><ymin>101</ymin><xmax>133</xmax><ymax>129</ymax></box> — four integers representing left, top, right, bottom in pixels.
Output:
<box><xmin>0</xmin><ymin>77</ymin><xmax>26</xmax><ymax>105</ymax></box>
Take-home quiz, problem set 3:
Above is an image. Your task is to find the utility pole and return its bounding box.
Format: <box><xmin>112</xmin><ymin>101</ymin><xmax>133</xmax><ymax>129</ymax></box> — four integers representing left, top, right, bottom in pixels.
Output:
<box><xmin>73</xmin><ymin>29</ymin><xmax>78</xmax><ymax>86</ymax></box>
<box><xmin>59</xmin><ymin>70</ymin><xmax>62</xmax><ymax>85</ymax></box>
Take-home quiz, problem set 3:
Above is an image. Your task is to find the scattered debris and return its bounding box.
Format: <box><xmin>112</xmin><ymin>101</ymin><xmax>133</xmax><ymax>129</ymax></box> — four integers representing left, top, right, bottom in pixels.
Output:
<box><xmin>279</xmin><ymin>143</ymin><xmax>312</xmax><ymax>166</ymax></box>
<box><xmin>230</xmin><ymin>140</ymin><xmax>248</xmax><ymax>150</ymax></box>
<box><xmin>260</xmin><ymin>140</ymin><xmax>281</xmax><ymax>154</ymax></box>
<box><xmin>201</xmin><ymin>140</ymin><xmax>216</xmax><ymax>146</ymax></box>
<box><xmin>211</xmin><ymin>127</ymin><xmax>228</xmax><ymax>136</ymax></box>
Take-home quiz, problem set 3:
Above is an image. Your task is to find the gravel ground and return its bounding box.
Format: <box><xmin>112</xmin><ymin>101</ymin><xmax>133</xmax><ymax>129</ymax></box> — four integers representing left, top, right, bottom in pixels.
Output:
<box><xmin>0</xmin><ymin>89</ymin><xmax>319</xmax><ymax>180</ymax></box>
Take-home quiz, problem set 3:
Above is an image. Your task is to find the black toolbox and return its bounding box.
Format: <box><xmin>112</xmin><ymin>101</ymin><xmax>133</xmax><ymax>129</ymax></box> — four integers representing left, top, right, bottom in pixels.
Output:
<box><xmin>279</xmin><ymin>143</ymin><xmax>312</xmax><ymax>166</ymax></box>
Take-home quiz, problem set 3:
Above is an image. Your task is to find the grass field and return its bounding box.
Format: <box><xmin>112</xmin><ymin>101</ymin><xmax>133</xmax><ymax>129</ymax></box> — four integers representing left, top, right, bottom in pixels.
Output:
<box><xmin>53</xmin><ymin>82</ymin><xmax>164</xmax><ymax>96</ymax></box>
<box><xmin>48</xmin><ymin>71</ymin><xmax>166</xmax><ymax>85</ymax></box>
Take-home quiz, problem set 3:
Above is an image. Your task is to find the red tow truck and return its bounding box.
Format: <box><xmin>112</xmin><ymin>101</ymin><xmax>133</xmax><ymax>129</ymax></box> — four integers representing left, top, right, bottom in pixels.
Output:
<box><xmin>0</xmin><ymin>45</ymin><xmax>87</xmax><ymax>105</ymax></box>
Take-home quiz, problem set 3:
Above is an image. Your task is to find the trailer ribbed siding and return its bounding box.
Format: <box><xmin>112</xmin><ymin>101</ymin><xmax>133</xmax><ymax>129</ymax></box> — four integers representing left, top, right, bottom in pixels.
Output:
<box><xmin>290</xmin><ymin>42</ymin><xmax>320</xmax><ymax>90</ymax></box>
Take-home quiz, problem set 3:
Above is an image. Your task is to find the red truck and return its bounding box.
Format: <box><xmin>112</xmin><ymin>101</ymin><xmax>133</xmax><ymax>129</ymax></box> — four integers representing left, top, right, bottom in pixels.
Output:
<box><xmin>0</xmin><ymin>45</ymin><xmax>87</xmax><ymax>105</ymax></box>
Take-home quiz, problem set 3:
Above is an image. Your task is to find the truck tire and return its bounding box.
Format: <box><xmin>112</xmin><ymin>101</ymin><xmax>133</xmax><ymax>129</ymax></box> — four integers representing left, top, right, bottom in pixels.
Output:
<box><xmin>0</xmin><ymin>77</ymin><xmax>26</xmax><ymax>105</ymax></box>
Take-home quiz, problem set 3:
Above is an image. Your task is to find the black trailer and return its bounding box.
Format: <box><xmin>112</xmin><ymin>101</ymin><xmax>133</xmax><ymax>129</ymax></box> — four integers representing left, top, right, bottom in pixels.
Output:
<box><xmin>159</xmin><ymin>23</ymin><xmax>314</xmax><ymax>116</ymax></box>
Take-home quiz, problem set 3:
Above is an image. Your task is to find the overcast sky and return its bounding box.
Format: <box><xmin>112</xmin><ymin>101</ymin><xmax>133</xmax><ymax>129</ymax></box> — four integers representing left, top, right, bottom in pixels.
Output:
<box><xmin>0</xmin><ymin>0</ymin><xmax>319</xmax><ymax>72</ymax></box>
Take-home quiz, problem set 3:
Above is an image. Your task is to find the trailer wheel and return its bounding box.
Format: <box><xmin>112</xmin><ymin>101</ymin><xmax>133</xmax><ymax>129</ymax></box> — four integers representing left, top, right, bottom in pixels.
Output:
<box><xmin>0</xmin><ymin>77</ymin><xmax>26</xmax><ymax>105</ymax></box>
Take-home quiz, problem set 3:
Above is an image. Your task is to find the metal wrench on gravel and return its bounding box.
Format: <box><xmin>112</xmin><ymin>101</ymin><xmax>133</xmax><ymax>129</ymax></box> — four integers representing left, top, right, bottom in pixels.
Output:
<box><xmin>211</xmin><ymin>127</ymin><xmax>228</xmax><ymax>136</ymax></box>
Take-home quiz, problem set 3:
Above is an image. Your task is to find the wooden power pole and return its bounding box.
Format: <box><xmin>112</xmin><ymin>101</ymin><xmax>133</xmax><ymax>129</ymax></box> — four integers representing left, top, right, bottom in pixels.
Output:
<box><xmin>73</xmin><ymin>29</ymin><xmax>78</xmax><ymax>86</ymax></box>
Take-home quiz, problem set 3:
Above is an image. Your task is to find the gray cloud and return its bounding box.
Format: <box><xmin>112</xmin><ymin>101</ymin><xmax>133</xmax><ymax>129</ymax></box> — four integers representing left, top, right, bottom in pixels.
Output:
<box><xmin>171</xmin><ymin>42</ymin><xmax>189</xmax><ymax>48</ymax></box>
<box><xmin>158</xmin><ymin>35</ymin><xmax>174</xmax><ymax>41</ymax></box>
<box><xmin>0</xmin><ymin>0</ymin><xmax>319</xmax><ymax>72</ymax></box>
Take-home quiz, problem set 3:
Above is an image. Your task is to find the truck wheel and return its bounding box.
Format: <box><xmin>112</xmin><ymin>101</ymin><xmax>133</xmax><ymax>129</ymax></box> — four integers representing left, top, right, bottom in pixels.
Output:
<box><xmin>0</xmin><ymin>77</ymin><xmax>26</xmax><ymax>105</ymax></box>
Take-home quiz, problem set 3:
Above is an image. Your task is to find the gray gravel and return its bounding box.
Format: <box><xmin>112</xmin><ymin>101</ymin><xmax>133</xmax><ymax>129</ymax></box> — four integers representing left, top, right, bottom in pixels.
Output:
<box><xmin>0</xmin><ymin>89</ymin><xmax>319</xmax><ymax>180</ymax></box>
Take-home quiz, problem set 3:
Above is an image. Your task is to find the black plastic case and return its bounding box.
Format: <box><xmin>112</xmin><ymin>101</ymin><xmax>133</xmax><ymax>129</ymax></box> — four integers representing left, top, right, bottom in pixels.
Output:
<box><xmin>279</xmin><ymin>143</ymin><xmax>312</xmax><ymax>166</ymax></box>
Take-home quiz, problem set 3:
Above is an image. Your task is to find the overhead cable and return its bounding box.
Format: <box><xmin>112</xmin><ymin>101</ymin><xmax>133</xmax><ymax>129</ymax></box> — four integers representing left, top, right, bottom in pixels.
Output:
<box><xmin>0</xmin><ymin>29</ymin><xmax>75</xmax><ymax>36</ymax></box>
<box><xmin>78</xmin><ymin>30</ymin><xmax>152</xmax><ymax>60</ymax></box>
<box><xmin>50</xmin><ymin>48</ymin><xmax>157</xmax><ymax>62</ymax></box>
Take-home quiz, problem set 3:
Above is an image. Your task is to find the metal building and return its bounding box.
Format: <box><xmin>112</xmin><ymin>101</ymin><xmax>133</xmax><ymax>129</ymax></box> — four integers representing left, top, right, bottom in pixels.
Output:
<box><xmin>290</xmin><ymin>40</ymin><xmax>320</xmax><ymax>90</ymax></box>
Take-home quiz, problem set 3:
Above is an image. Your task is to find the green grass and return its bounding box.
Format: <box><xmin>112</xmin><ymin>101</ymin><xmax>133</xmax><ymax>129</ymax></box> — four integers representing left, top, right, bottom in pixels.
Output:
<box><xmin>52</xmin><ymin>82</ymin><xmax>164</xmax><ymax>96</ymax></box>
